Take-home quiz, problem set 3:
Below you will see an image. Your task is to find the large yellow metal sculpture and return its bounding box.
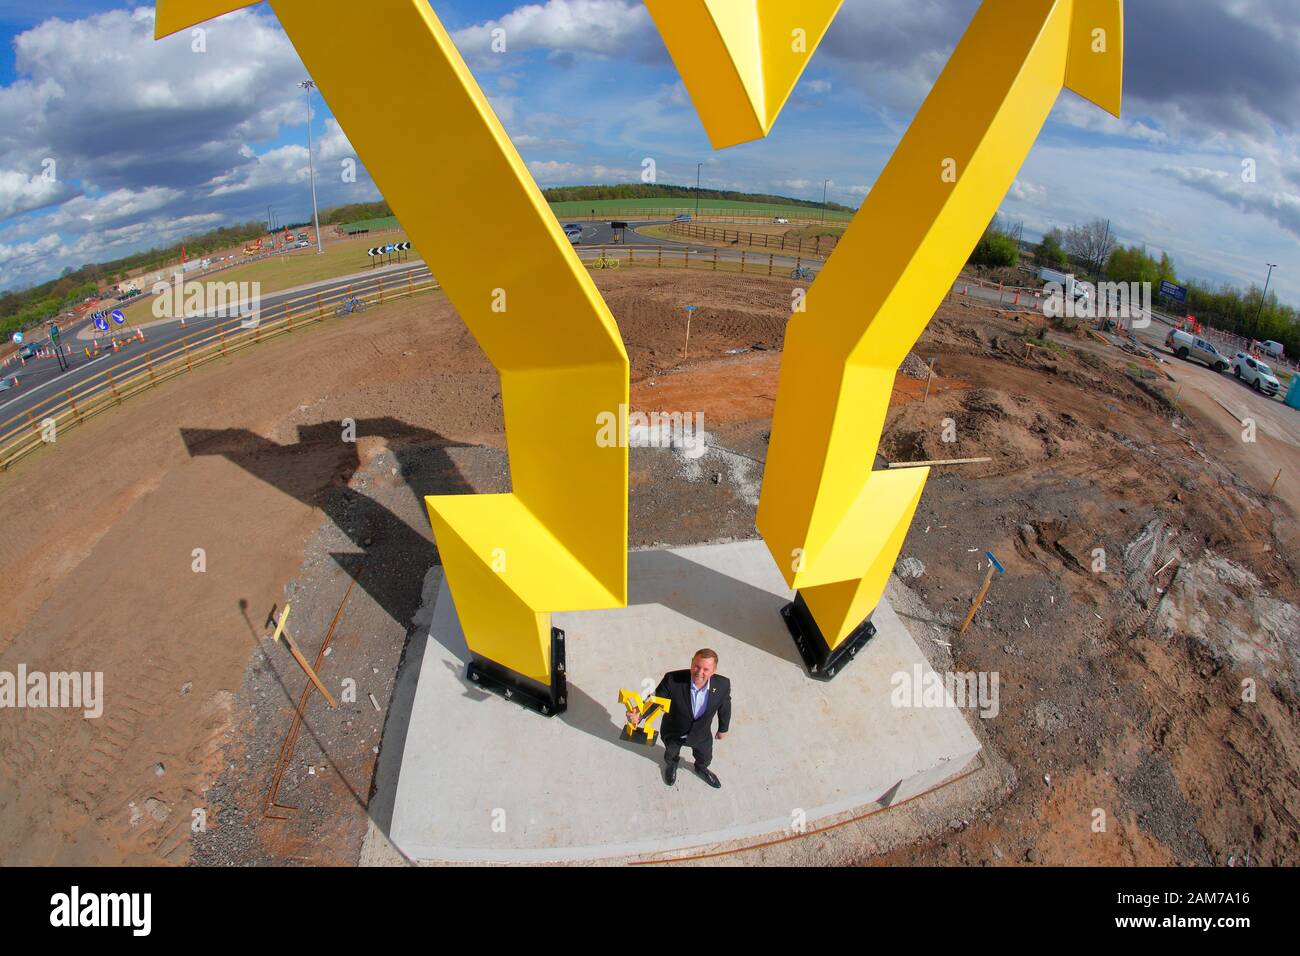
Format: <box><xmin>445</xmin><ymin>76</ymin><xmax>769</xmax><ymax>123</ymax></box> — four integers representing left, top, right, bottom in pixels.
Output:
<box><xmin>653</xmin><ymin>0</ymin><xmax>1123</xmax><ymax>677</ymax></box>
<box><xmin>158</xmin><ymin>0</ymin><xmax>1124</xmax><ymax>705</ymax></box>
<box><xmin>157</xmin><ymin>0</ymin><xmax>629</xmax><ymax>714</ymax></box>
<box><xmin>644</xmin><ymin>0</ymin><xmax>843</xmax><ymax>150</ymax></box>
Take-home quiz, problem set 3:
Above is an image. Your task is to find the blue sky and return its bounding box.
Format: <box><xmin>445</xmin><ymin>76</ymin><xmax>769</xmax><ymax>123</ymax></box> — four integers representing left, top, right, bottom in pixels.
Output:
<box><xmin>1</xmin><ymin>0</ymin><xmax>1297</xmax><ymax>306</ymax></box>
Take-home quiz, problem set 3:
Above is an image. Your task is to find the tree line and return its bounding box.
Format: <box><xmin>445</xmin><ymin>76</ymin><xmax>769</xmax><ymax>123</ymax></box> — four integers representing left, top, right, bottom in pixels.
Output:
<box><xmin>1</xmin><ymin>201</ymin><xmax>392</xmax><ymax>338</ymax></box>
<box><xmin>540</xmin><ymin>183</ymin><xmax>855</xmax><ymax>213</ymax></box>
<box><xmin>0</xmin><ymin>220</ymin><xmax>279</xmax><ymax>339</ymax></box>
<box><xmin>968</xmin><ymin>214</ymin><xmax>1297</xmax><ymax>357</ymax></box>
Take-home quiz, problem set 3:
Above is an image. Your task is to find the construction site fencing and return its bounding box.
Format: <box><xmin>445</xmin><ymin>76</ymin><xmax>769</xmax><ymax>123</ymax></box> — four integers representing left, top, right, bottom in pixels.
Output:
<box><xmin>576</xmin><ymin>244</ymin><xmax>826</xmax><ymax>278</ymax></box>
<box><xmin>555</xmin><ymin>206</ymin><xmax>854</xmax><ymax>224</ymax></box>
<box><xmin>664</xmin><ymin>221</ymin><xmax>839</xmax><ymax>255</ymax></box>
<box><xmin>18</xmin><ymin>245</ymin><xmax>1225</xmax><ymax>472</ymax></box>
<box><xmin>0</xmin><ymin>269</ymin><xmax>440</xmax><ymax>472</ymax></box>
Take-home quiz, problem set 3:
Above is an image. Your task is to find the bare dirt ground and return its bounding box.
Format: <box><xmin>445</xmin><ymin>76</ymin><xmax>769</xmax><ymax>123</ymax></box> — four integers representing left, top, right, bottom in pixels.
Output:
<box><xmin>0</xmin><ymin>269</ymin><xmax>1296</xmax><ymax>866</ymax></box>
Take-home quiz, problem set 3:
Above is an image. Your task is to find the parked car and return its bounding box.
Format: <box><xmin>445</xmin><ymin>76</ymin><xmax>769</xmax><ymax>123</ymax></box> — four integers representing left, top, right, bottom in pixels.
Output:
<box><xmin>17</xmin><ymin>342</ymin><xmax>40</xmax><ymax>359</ymax></box>
<box><xmin>773</xmin><ymin>216</ymin><xmax>789</xmax><ymax>224</ymax></box>
<box><xmin>1166</xmin><ymin>328</ymin><xmax>1228</xmax><ymax>372</ymax></box>
<box><xmin>295</xmin><ymin>239</ymin><xmax>310</xmax><ymax>248</ymax></box>
<box><xmin>672</xmin><ymin>214</ymin><xmax>691</xmax><ymax>222</ymax></box>
<box><xmin>1232</xmin><ymin>352</ymin><xmax>1282</xmax><ymax>396</ymax></box>
<box><xmin>0</xmin><ymin>375</ymin><xmax>18</xmax><ymax>392</ymax></box>
<box><xmin>1258</xmin><ymin>340</ymin><xmax>1285</xmax><ymax>360</ymax></box>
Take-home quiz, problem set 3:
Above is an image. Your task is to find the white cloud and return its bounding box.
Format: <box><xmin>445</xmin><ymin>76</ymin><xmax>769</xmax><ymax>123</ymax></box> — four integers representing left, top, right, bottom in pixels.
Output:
<box><xmin>526</xmin><ymin>159</ymin><xmax>636</xmax><ymax>183</ymax></box>
<box><xmin>4</xmin><ymin>7</ymin><xmax>306</xmax><ymax>192</ymax></box>
<box><xmin>453</xmin><ymin>0</ymin><xmax>661</xmax><ymax>61</ymax></box>
<box><xmin>1162</xmin><ymin>165</ymin><xmax>1300</xmax><ymax>240</ymax></box>
<box><xmin>0</xmin><ymin>167</ymin><xmax>74</xmax><ymax>219</ymax></box>
<box><xmin>1008</xmin><ymin>178</ymin><xmax>1047</xmax><ymax>205</ymax></box>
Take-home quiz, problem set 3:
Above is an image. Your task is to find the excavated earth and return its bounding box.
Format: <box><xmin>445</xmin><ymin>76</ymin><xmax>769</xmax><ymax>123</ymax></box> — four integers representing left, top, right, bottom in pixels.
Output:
<box><xmin>0</xmin><ymin>268</ymin><xmax>1296</xmax><ymax>866</ymax></box>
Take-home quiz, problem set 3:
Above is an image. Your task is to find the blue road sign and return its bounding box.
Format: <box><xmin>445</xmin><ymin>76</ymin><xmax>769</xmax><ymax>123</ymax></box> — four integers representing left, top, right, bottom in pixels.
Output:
<box><xmin>110</xmin><ymin>309</ymin><xmax>125</xmax><ymax>325</ymax></box>
<box><xmin>1159</xmin><ymin>280</ymin><xmax>1187</xmax><ymax>303</ymax></box>
<box><xmin>94</xmin><ymin>316</ymin><xmax>110</xmax><ymax>332</ymax></box>
<box><xmin>10</xmin><ymin>332</ymin><xmax>22</xmax><ymax>344</ymax></box>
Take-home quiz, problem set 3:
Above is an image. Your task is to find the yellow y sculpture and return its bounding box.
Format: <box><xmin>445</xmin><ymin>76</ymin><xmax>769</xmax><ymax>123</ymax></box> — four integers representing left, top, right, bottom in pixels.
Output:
<box><xmin>652</xmin><ymin>0</ymin><xmax>1123</xmax><ymax>678</ymax></box>
<box><xmin>156</xmin><ymin>0</ymin><xmax>629</xmax><ymax>715</ymax></box>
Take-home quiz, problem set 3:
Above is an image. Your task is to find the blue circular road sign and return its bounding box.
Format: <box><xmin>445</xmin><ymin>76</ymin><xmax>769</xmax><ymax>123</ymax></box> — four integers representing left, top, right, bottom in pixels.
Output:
<box><xmin>94</xmin><ymin>316</ymin><xmax>110</xmax><ymax>332</ymax></box>
<box><xmin>11</xmin><ymin>332</ymin><xmax>22</xmax><ymax>344</ymax></box>
<box><xmin>110</xmin><ymin>309</ymin><xmax>125</xmax><ymax>325</ymax></box>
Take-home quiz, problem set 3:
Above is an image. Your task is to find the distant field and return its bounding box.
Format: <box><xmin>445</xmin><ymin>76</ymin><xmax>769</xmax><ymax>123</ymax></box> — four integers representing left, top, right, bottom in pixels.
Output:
<box><xmin>110</xmin><ymin>233</ymin><xmax>411</xmax><ymax>325</ymax></box>
<box><xmin>338</xmin><ymin>199</ymin><xmax>855</xmax><ymax>233</ymax></box>
<box><xmin>336</xmin><ymin>215</ymin><xmax>400</xmax><ymax>233</ymax></box>
<box><xmin>548</xmin><ymin>197</ymin><xmax>855</xmax><ymax>222</ymax></box>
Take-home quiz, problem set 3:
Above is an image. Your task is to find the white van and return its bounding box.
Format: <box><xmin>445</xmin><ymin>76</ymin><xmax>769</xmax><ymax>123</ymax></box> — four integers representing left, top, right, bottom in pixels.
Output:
<box><xmin>1038</xmin><ymin>267</ymin><xmax>1092</xmax><ymax>305</ymax></box>
<box><xmin>1259</xmin><ymin>340</ymin><xmax>1285</xmax><ymax>360</ymax></box>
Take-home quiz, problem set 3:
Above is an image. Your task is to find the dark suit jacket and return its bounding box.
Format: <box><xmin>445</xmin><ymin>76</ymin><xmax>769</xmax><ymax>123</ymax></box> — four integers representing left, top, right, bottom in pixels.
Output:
<box><xmin>654</xmin><ymin>670</ymin><xmax>731</xmax><ymax>744</ymax></box>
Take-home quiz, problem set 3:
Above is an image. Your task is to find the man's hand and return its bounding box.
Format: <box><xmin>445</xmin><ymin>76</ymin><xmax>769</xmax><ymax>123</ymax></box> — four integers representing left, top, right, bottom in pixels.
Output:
<box><xmin>716</xmin><ymin>731</ymin><xmax>727</xmax><ymax>740</ymax></box>
<box><xmin>625</xmin><ymin>707</ymin><xmax>641</xmax><ymax>726</ymax></box>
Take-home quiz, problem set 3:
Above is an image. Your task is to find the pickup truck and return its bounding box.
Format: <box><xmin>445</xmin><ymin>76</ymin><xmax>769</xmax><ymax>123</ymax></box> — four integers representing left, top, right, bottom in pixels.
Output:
<box><xmin>1167</xmin><ymin>328</ymin><xmax>1228</xmax><ymax>372</ymax></box>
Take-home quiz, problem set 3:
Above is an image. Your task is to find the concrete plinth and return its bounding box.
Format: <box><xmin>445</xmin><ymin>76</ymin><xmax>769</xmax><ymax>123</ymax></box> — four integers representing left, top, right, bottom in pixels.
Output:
<box><xmin>388</xmin><ymin>540</ymin><xmax>981</xmax><ymax>863</ymax></box>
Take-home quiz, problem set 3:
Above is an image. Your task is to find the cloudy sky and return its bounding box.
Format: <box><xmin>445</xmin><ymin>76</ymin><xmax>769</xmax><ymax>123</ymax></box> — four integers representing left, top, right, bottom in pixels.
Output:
<box><xmin>0</xmin><ymin>0</ymin><xmax>1297</xmax><ymax>303</ymax></box>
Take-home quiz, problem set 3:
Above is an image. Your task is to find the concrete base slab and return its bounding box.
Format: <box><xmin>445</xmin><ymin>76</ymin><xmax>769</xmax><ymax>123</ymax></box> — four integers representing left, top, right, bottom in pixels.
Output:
<box><xmin>388</xmin><ymin>540</ymin><xmax>981</xmax><ymax>863</ymax></box>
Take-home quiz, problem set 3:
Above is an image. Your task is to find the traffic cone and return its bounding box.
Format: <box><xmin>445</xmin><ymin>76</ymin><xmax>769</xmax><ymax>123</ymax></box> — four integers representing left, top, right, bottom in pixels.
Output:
<box><xmin>137</xmin><ymin>328</ymin><xmax>145</xmax><ymax>342</ymax></box>
<box><xmin>112</xmin><ymin>339</ymin><xmax>120</xmax><ymax>352</ymax></box>
<box><xmin>180</xmin><ymin>315</ymin><xmax>186</xmax><ymax>328</ymax></box>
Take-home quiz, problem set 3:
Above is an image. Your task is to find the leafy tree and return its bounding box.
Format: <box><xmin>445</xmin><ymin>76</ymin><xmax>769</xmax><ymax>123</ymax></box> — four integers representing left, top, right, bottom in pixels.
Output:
<box><xmin>1105</xmin><ymin>244</ymin><xmax>1161</xmax><ymax>284</ymax></box>
<box><xmin>971</xmin><ymin>231</ymin><xmax>1020</xmax><ymax>268</ymax></box>
<box><xmin>1035</xmin><ymin>228</ymin><xmax>1068</xmax><ymax>268</ymax></box>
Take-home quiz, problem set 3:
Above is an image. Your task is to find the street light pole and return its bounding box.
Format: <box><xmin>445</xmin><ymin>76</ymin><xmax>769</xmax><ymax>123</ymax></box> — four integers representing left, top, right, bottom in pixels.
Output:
<box><xmin>695</xmin><ymin>162</ymin><xmax>703</xmax><ymax>219</ymax></box>
<box><xmin>300</xmin><ymin>79</ymin><xmax>324</xmax><ymax>255</ymax></box>
<box><xmin>822</xmin><ymin>179</ymin><xmax>830</xmax><ymax>222</ymax></box>
<box><xmin>1253</xmin><ymin>262</ymin><xmax>1277</xmax><ymax>339</ymax></box>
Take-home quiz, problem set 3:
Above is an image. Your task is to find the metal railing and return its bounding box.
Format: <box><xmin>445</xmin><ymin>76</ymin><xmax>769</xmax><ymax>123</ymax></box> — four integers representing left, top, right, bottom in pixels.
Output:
<box><xmin>0</xmin><ymin>268</ymin><xmax>439</xmax><ymax>472</ymax></box>
<box><xmin>554</xmin><ymin>206</ymin><xmax>853</xmax><ymax>223</ymax></box>
<box><xmin>664</xmin><ymin>221</ymin><xmax>835</xmax><ymax>255</ymax></box>
<box><xmin>576</xmin><ymin>243</ymin><xmax>819</xmax><ymax>278</ymax></box>
<box><xmin>2</xmin><ymin>245</ymin><xmax>835</xmax><ymax>471</ymax></box>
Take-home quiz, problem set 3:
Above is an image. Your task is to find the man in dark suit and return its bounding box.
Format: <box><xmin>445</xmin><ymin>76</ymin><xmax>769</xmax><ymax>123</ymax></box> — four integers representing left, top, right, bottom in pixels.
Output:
<box><xmin>626</xmin><ymin>648</ymin><xmax>731</xmax><ymax>789</ymax></box>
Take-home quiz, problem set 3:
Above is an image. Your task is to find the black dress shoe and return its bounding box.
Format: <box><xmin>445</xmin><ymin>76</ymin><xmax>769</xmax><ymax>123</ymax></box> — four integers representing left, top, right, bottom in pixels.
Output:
<box><xmin>694</xmin><ymin>764</ymin><xmax>722</xmax><ymax>789</ymax></box>
<box><xmin>663</xmin><ymin>763</ymin><xmax>677</xmax><ymax>786</ymax></box>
